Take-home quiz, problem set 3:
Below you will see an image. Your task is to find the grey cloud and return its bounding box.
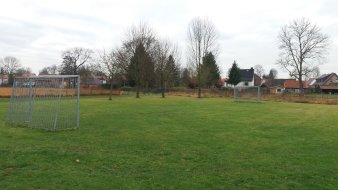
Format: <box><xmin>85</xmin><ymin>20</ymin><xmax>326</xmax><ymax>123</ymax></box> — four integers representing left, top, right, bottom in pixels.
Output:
<box><xmin>38</xmin><ymin>8</ymin><xmax>111</xmax><ymax>26</ymax></box>
<box><xmin>0</xmin><ymin>18</ymin><xmax>44</xmax><ymax>46</ymax></box>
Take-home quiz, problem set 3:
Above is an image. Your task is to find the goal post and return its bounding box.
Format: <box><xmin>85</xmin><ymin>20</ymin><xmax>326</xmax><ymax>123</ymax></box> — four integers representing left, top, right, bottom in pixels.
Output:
<box><xmin>6</xmin><ymin>75</ymin><xmax>80</xmax><ymax>131</ymax></box>
<box><xmin>233</xmin><ymin>86</ymin><xmax>261</xmax><ymax>102</ymax></box>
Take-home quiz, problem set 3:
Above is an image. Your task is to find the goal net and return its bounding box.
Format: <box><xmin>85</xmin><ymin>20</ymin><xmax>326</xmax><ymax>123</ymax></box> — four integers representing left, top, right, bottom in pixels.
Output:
<box><xmin>6</xmin><ymin>75</ymin><xmax>80</xmax><ymax>131</ymax></box>
<box><xmin>233</xmin><ymin>86</ymin><xmax>261</xmax><ymax>102</ymax></box>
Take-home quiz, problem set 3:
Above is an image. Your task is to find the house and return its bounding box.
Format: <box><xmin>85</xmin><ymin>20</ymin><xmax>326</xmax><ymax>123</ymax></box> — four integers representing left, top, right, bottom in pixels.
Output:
<box><xmin>305</xmin><ymin>78</ymin><xmax>316</xmax><ymax>90</ymax></box>
<box><xmin>237</xmin><ymin>67</ymin><xmax>255</xmax><ymax>87</ymax></box>
<box><xmin>0</xmin><ymin>74</ymin><xmax>9</xmax><ymax>85</ymax></box>
<box><xmin>254</xmin><ymin>74</ymin><xmax>262</xmax><ymax>86</ymax></box>
<box><xmin>224</xmin><ymin>68</ymin><xmax>262</xmax><ymax>87</ymax></box>
<box><xmin>218</xmin><ymin>78</ymin><xmax>226</xmax><ymax>87</ymax></box>
<box><xmin>21</xmin><ymin>73</ymin><xmax>36</xmax><ymax>78</ymax></box>
<box><xmin>260</xmin><ymin>79</ymin><xmax>287</xmax><ymax>94</ymax></box>
<box><xmin>80</xmin><ymin>74</ymin><xmax>107</xmax><ymax>87</ymax></box>
<box><xmin>284</xmin><ymin>80</ymin><xmax>306</xmax><ymax>93</ymax></box>
<box><xmin>312</xmin><ymin>73</ymin><xmax>338</xmax><ymax>94</ymax></box>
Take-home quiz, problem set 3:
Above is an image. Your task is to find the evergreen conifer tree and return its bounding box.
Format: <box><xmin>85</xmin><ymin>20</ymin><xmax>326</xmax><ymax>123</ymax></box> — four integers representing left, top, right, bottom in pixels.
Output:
<box><xmin>228</xmin><ymin>61</ymin><xmax>241</xmax><ymax>86</ymax></box>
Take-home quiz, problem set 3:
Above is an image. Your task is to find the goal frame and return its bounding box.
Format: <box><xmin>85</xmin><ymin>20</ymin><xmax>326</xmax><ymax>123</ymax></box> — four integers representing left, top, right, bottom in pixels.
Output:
<box><xmin>233</xmin><ymin>86</ymin><xmax>261</xmax><ymax>102</ymax></box>
<box><xmin>6</xmin><ymin>75</ymin><xmax>80</xmax><ymax>131</ymax></box>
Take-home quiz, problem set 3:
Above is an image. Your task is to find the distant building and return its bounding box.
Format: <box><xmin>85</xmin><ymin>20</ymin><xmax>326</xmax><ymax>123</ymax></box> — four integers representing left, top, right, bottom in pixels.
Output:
<box><xmin>305</xmin><ymin>78</ymin><xmax>316</xmax><ymax>89</ymax></box>
<box><xmin>284</xmin><ymin>80</ymin><xmax>306</xmax><ymax>93</ymax></box>
<box><xmin>261</xmin><ymin>79</ymin><xmax>287</xmax><ymax>94</ymax></box>
<box><xmin>237</xmin><ymin>67</ymin><xmax>255</xmax><ymax>87</ymax></box>
<box><xmin>254</xmin><ymin>74</ymin><xmax>262</xmax><ymax>86</ymax></box>
<box><xmin>80</xmin><ymin>73</ymin><xmax>107</xmax><ymax>87</ymax></box>
<box><xmin>312</xmin><ymin>73</ymin><xmax>338</xmax><ymax>94</ymax></box>
<box><xmin>224</xmin><ymin>67</ymin><xmax>262</xmax><ymax>87</ymax></box>
<box><xmin>21</xmin><ymin>73</ymin><xmax>36</xmax><ymax>78</ymax></box>
<box><xmin>0</xmin><ymin>74</ymin><xmax>9</xmax><ymax>85</ymax></box>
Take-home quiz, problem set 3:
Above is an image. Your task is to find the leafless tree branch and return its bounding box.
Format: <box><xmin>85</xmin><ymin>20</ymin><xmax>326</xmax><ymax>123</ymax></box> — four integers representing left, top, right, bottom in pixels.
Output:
<box><xmin>277</xmin><ymin>18</ymin><xmax>330</xmax><ymax>92</ymax></box>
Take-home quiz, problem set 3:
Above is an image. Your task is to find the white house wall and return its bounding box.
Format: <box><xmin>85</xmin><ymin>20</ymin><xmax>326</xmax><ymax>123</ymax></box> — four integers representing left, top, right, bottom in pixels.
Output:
<box><xmin>236</xmin><ymin>78</ymin><xmax>255</xmax><ymax>87</ymax></box>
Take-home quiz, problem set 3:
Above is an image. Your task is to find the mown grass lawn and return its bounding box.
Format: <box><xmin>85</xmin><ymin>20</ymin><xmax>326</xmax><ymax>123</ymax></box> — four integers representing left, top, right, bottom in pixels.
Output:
<box><xmin>0</xmin><ymin>96</ymin><xmax>338</xmax><ymax>189</ymax></box>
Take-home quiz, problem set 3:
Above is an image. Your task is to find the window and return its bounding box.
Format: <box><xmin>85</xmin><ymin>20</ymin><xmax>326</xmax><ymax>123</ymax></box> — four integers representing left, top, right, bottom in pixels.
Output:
<box><xmin>244</xmin><ymin>82</ymin><xmax>248</xmax><ymax>86</ymax></box>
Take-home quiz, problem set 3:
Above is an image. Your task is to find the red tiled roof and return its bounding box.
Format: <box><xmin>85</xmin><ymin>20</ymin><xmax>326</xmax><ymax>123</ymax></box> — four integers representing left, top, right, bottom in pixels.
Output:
<box><xmin>0</xmin><ymin>74</ymin><xmax>9</xmax><ymax>79</ymax></box>
<box><xmin>21</xmin><ymin>73</ymin><xmax>36</xmax><ymax>78</ymax></box>
<box><xmin>284</xmin><ymin>80</ymin><xmax>307</xmax><ymax>89</ymax></box>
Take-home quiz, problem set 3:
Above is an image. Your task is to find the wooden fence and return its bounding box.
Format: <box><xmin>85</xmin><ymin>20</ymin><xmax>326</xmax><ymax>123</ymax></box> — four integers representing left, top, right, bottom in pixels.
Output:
<box><xmin>0</xmin><ymin>87</ymin><xmax>121</xmax><ymax>97</ymax></box>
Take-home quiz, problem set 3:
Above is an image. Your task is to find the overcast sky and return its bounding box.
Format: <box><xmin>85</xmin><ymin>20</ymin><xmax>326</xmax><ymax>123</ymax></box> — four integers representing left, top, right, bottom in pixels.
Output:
<box><xmin>1</xmin><ymin>0</ymin><xmax>338</xmax><ymax>78</ymax></box>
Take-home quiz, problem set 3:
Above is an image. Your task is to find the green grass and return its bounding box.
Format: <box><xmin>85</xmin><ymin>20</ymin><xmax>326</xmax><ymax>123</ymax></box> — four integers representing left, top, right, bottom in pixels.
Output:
<box><xmin>0</xmin><ymin>96</ymin><xmax>338</xmax><ymax>189</ymax></box>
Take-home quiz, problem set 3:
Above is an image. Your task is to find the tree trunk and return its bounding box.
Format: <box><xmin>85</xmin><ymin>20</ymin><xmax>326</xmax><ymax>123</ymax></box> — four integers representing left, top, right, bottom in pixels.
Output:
<box><xmin>145</xmin><ymin>82</ymin><xmax>149</xmax><ymax>94</ymax></box>
<box><xmin>74</xmin><ymin>65</ymin><xmax>77</xmax><ymax>75</ymax></box>
<box><xmin>136</xmin><ymin>79</ymin><xmax>140</xmax><ymax>98</ymax></box>
<box><xmin>136</xmin><ymin>84</ymin><xmax>140</xmax><ymax>98</ymax></box>
<box><xmin>161</xmin><ymin>80</ymin><xmax>165</xmax><ymax>98</ymax></box>
<box><xmin>161</xmin><ymin>72</ymin><xmax>165</xmax><ymax>98</ymax></box>
<box><xmin>299</xmin><ymin>74</ymin><xmax>304</xmax><ymax>96</ymax></box>
<box><xmin>109</xmin><ymin>75</ymin><xmax>113</xmax><ymax>100</ymax></box>
<box><xmin>198</xmin><ymin>65</ymin><xmax>201</xmax><ymax>98</ymax></box>
<box><xmin>136</xmin><ymin>62</ymin><xmax>140</xmax><ymax>98</ymax></box>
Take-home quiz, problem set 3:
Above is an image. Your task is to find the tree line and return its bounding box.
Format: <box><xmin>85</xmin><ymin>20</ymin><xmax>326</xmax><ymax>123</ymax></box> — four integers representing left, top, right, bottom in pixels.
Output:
<box><xmin>49</xmin><ymin>19</ymin><xmax>222</xmax><ymax>99</ymax></box>
<box><xmin>1</xmin><ymin>17</ymin><xmax>330</xmax><ymax>96</ymax></box>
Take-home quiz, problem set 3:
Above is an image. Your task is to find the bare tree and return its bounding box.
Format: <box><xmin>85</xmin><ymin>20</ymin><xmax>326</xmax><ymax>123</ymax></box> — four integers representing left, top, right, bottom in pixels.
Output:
<box><xmin>101</xmin><ymin>22</ymin><xmax>157</xmax><ymax>95</ymax></box>
<box><xmin>16</xmin><ymin>67</ymin><xmax>32</xmax><ymax>76</ymax></box>
<box><xmin>306</xmin><ymin>66</ymin><xmax>321</xmax><ymax>79</ymax></box>
<box><xmin>154</xmin><ymin>40</ymin><xmax>179</xmax><ymax>98</ymax></box>
<box><xmin>277</xmin><ymin>18</ymin><xmax>330</xmax><ymax>92</ymax></box>
<box><xmin>123</xmin><ymin>22</ymin><xmax>157</xmax><ymax>55</ymax></box>
<box><xmin>49</xmin><ymin>65</ymin><xmax>58</xmax><ymax>74</ymax></box>
<box><xmin>98</xmin><ymin>48</ymin><xmax>124</xmax><ymax>100</ymax></box>
<box><xmin>254</xmin><ymin>64</ymin><xmax>265</xmax><ymax>78</ymax></box>
<box><xmin>61</xmin><ymin>47</ymin><xmax>93</xmax><ymax>75</ymax></box>
<box><xmin>0</xmin><ymin>66</ymin><xmax>4</xmax><ymax>84</ymax></box>
<box><xmin>0</xmin><ymin>56</ymin><xmax>21</xmax><ymax>75</ymax></box>
<box><xmin>187</xmin><ymin>17</ymin><xmax>218</xmax><ymax>98</ymax></box>
<box><xmin>39</xmin><ymin>65</ymin><xmax>59</xmax><ymax>75</ymax></box>
<box><xmin>129</xmin><ymin>43</ymin><xmax>152</xmax><ymax>98</ymax></box>
<box><xmin>121</xmin><ymin>22</ymin><xmax>159</xmax><ymax>95</ymax></box>
<box><xmin>1</xmin><ymin>56</ymin><xmax>21</xmax><ymax>85</ymax></box>
<box><xmin>112</xmin><ymin>47</ymin><xmax>130</xmax><ymax>74</ymax></box>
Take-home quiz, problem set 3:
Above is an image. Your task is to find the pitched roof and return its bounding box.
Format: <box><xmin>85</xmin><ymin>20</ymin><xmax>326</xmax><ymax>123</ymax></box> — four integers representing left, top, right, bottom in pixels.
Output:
<box><xmin>317</xmin><ymin>73</ymin><xmax>331</xmax><ymax>80</ymax></box>
<box><xmin>305</xmin><ymin>78</ymin><xmax>316</xmax><ymax>87</ymax></box>
<box><xmin>284</xmin><ymin>80</ymin><xmax>308</xmax><ymax>89</ymax></box>
<box><xmin>254</xmin><ymin>74</ymin><xmax>261</xmax><ymax>86</ymax></box>
<box><xmin>239</xmin><ymin>68</ymin><xmax>254</xmax><ymax>82</ymax></box>
<box><xmin>21</xmin><ymin>73</ymin><xmax>36</xmax><ymax>78</ymax></box>
<box><xmin>271</xmin><ymin>79</ymin><xmax>287</xmax><ymax>87</ymax></box>
<box><xmin>261</xmin><ymin>79</ymin><xmax>287</xmax><ymax>87</ymax></box>
<box><xmin>0</xmin><ymin>74</ymin><xmax>9</xmax><ymax>79</ymax></box>
<box><xmin>314</xmin><ymin>73</ymin><xmax>338</xmax><ymax>86</ymax></box>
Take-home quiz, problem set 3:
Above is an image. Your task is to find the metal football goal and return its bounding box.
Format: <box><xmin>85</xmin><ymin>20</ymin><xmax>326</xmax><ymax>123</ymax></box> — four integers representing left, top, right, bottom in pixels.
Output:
<box><xmin>6</xmin><ymin>75</ymin><xmax>80</xmax><ymax>131</ymax></box>
<box><xmin>233</xmin><ymin>86</ymin><xmax>261</xmax><ymax>102</ymax></box>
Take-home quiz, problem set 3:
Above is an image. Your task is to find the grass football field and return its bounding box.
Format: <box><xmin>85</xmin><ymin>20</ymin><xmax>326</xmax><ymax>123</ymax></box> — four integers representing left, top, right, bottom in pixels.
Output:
<box><xmin>0</xmin><ymin>96</ymin><xmax>337</xmax><ymax>189</ymax></box>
